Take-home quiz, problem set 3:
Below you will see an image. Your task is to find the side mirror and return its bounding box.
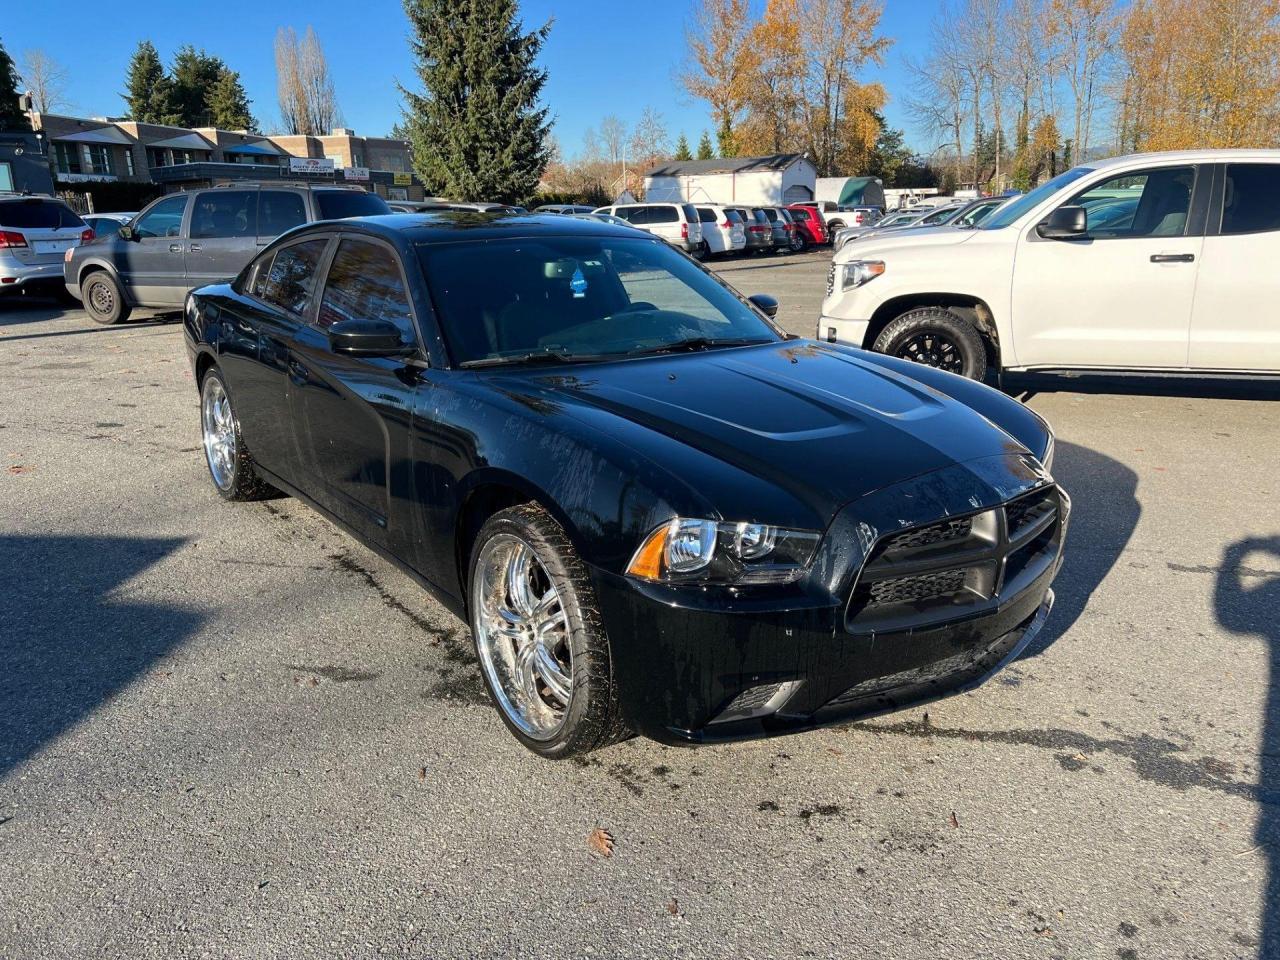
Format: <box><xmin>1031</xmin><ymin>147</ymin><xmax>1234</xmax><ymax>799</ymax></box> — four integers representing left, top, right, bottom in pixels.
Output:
<box><xmin>748</xmin><ymin>293</ymin><xmax>779</xmax><ymax>318</ymax></box>
<box><xmin>327</xmin><ymin>317</ymin><xmax>415</xmax><ymax>357</ymax></box>
<box><xmin>118</xmin><ymin>225</ymin><xmax>134</xmax><ymax>241</ymax></box>
<box><xmin>1037</xmin><ymin>205</ymin><xmax>1087</xmax><ymax>239</ymax></box>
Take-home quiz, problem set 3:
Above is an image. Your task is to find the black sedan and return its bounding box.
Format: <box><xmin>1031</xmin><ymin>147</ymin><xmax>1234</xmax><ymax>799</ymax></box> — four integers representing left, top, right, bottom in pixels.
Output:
<box><xmin>183</xmin><ymin>212</ymin><xmax>1068</xmax><ymax>759</ymax></box>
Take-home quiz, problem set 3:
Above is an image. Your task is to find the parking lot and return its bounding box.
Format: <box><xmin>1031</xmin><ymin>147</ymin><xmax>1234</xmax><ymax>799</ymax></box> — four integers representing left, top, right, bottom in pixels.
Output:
<box><xmin>2</xmin><ymin>250</ymin><xmax>1279</xmax><ymax>958</ymax></box>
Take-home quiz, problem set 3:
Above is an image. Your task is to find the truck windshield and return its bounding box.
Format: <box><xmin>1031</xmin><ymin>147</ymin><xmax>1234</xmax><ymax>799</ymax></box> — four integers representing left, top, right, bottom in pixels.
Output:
<box><xmin>978</xmin><ymin>167</ymin><xmax>1094</xmax><ymax>230</ymax></box>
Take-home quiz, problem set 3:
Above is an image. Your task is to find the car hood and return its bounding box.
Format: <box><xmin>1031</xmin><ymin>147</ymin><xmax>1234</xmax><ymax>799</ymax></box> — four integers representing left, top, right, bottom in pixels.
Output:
<box><xmin>836</xmin><ymin>226</ymin><xmax>975</xmax><ymax>261</ymax></box>
<box><xmin>511</xmin><ymin>341</ymin><xmax>1032</xmax><ymax>523</ymax></box>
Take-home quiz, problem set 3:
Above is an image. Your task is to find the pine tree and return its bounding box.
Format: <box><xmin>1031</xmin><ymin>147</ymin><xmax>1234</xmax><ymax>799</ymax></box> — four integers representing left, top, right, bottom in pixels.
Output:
<box><xmin>0</xmin><ymin>37</ymin><xmax>31</xmax><ymax>130</ymax></box>
<box><xmin>208</xmin><ymin>67</ymin><xmax>256</xmax><ymax>131</ymax></box>
<box><xmin>121</xmin><ymin>41</ymin><xmax>177</xmax><ymax>125</ymax></box>
<box><xmin>673</xmin><ymin>132</ymin><xmax>693</xmax><ymax>160</ymax></box>
<box><xmin>716</xmin><ymin>116</ymin><xmax>736</xmax><ymax>157</ymax></box>
<box><xmin>170</xmin><ymin>46</ymin><xmax>226</xmax><ymax>127</ymax></box>
<box><xmin>399</xmin><ymin>0</ymin><xmax>552</xmax><ymax>202</ymax></box>
<box><xmin>696</xmin><ymin>129</ymin><xmax>714</xmax><ymax>159</ymax></box>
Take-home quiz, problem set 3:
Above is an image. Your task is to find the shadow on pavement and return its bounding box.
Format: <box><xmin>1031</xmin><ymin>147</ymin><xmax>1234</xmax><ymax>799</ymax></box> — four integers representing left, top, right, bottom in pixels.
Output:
<box><xmin>1213</xmin><ymin>536</ymin><xmax>1280</xmax><ymax>958</ymax></box>
<box><xmin>1018</xmin><ymin>439</ymin><xmax>1140</xmax><ymax>660</ymax></box>
<box><xmin>0</xmin><ymin>535</ymin><xmax>201</xmax><ymax>780</ymax></box>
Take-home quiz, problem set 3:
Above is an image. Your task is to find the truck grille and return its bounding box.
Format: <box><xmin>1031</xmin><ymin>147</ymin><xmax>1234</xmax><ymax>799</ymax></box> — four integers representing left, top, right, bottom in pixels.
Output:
<box><xmin>846</xmin><ymin>487</ymin><xmax>1062</xmax><ymax>634</ymax></box>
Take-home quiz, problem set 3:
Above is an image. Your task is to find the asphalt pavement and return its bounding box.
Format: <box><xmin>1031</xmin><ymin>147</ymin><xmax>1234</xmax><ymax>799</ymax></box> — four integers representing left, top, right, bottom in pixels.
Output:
<box><xmin>2</xmin><ymin>252</ymin><xmax>1278</xmax><ymax>959</ymax></box>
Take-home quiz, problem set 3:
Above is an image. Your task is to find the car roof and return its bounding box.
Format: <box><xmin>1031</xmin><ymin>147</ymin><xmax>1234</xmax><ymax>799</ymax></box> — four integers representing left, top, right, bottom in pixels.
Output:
<box><xmin>279</xmin><ymin>210</ymin><xmax>648</xmax><ymax>247</ymax></box>
<box><xmin>1080</xmin><ymin>148</ymin><xmax>1280</xmax><ymax>172</ymax></box>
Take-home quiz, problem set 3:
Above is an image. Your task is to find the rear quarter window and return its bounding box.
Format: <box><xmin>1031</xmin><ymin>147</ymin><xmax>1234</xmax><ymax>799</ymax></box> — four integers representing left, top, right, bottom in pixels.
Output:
<box><xmin>649</xmin><ymin>206</ymin><xmax>678</xmax><ymax>224</ymax></box>
<box><xmin>315</xmin><ymin>191</ymin><xmax>392</xmax><ymax>221</ymax></box>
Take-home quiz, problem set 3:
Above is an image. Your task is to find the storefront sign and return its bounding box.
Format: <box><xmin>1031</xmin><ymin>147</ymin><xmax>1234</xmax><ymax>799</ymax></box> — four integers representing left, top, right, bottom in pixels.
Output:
<box><xmin>343</xmin><ymin>166</ymin><xmax>370</xmax><ymax>181</ymax></box>
<box><xmin>287</xmin><ymin>157</ymin><xmax>335</xmax><ymax>174</ymax></box>
<box><xmin>393</xmin><ymin>172</ymin><xmax>413</xmax><ymax>186</ymax></box>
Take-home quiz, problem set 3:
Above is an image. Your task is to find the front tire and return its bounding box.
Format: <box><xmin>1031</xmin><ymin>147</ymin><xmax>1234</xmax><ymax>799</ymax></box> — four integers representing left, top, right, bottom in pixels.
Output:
<box><xmin>873</xmin><ymin>306</ymin><xmax>988</xmax><ymax>381</ymax></box>
<box><xmin>469</xmin><ymin>503</ymin><xmax>628</xmax><ymax>759</ymax></box>
<box><xmin>82</xmin><ymin>271</ymin><xmax>131</xmax><ymax>325</ymax></box>
<box><xmin>200</xmin><ymin>367</ymin><xmax>275</xmax><ymax>501</ymax></box>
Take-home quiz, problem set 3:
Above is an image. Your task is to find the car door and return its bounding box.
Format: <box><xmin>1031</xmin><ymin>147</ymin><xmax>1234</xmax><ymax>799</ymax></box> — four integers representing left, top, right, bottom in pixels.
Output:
<box><xmin>184</xmin><ymin>188</ymin><xmax>260</xmax><ymax>291</ymax></box>
<box><xmin>117</xmin><ymin>194</ymin><xmax>191</xmax><ymax>306</ymax></box>
<box><xmin>1188</xmin><ymin>162</ymin><xmax>1280</xmax><ymax>372</ymax></box>
<box><xmin>288</xmin><ymin>235</ymin><xmax>423</xmax><ymax>548</ymax></box>
<box><xmin>1009</xmin><ymin>163</ymin><xmax>1207</xmax><ymax>370</ymax></box>
<box><xmin>217</xmin><ymin>236</ymin><xmax>333</xmax><ymax>484</ymax></box>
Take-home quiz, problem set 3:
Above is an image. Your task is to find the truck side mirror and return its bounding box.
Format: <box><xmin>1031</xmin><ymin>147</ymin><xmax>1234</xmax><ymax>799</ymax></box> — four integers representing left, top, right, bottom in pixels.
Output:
<box><xmin>1037</xmin><ymin>206</ymin><xmax>1088</xmax><ymax>240</ymax></box>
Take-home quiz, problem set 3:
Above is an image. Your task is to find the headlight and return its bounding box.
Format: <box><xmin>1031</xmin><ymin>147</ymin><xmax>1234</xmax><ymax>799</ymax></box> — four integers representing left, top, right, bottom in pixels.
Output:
<box><xmin>626</xmin><ymin>518</ymin><xmax>820</xmax><ymax>585</ymax></box>
<box><xmin>841</xmin><ymin>260</ymin><xmax>885</xmax><ymax>290</ymax></box>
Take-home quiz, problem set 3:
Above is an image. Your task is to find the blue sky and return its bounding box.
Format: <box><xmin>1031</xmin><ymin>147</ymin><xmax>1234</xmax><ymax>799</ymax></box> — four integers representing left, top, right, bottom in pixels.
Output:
<box><xmin>4</xmin><ymin>0</ymin><xmax>938</xmax><ymax>155</ymax></box>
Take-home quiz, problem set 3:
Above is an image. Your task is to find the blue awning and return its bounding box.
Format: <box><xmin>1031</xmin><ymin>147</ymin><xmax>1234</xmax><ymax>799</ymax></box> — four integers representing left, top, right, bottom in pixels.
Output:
<box><xmin>223</xmin><ymin>141</ymin><xmax>283</xmax><ymax>156</ymax></box>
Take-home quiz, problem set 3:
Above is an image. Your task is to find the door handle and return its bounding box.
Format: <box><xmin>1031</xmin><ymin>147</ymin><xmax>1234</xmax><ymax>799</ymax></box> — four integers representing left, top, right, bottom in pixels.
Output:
<box><xmin>1150</xmin><ymin>253</ymin><xmax>1195</xmax><ymax>263</ymax></box>
<box><xmin>169</xmin><ymin>243</ymin><xmax>183</xmax><ymax>253</ymax></box>
<box><xmin>288</xmin><ymin>358</ymin><xmax>309</xmax><ymax>385</ymax></box>
<box><xmin>189</xmin><ymin>243</ymin><xmax>202</xmax><ymax>252</ymax></box>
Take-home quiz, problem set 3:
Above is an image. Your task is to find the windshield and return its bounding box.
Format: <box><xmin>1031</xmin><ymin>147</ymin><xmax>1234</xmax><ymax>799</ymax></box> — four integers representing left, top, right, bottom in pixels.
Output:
<box><xmin>315</xmin><ymin>191</ymin><xmax>391</xmax><ymax>220</ymax></box>
<box><xmin>979</xmin><ymin>167</ymin><xmax>1094</xmax><ymax>229</ymax></box>
<box><xmin>419</xmin><ymin>235</ymin><xmax>781</xmax><ymax>365</ymax></box>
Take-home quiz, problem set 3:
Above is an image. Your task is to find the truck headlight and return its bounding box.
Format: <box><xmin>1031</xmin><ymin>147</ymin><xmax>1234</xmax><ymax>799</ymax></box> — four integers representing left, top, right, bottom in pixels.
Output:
<box><xmin>627</xmin><ymin>519</ymin><xmax>821</xmax><ymax>585</ymax></box>
<box><xmin>842</xmin><ymin>260</ymin><xmax>885</xmax><ymax>290</ymax></box>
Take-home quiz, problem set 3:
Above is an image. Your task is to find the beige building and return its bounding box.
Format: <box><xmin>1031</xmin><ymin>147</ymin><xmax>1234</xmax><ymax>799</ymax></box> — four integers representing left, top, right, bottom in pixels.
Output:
<box><xmin>31</xmin><ymin>113</ymin><xmax>425</xmax><ymax>200</ymax></box>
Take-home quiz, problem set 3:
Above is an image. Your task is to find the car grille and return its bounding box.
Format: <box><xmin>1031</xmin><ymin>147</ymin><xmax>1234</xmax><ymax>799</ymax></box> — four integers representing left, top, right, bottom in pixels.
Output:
<box><xmin>826</xmin><ymin>263</ymin><xmax>836</xmax><ymax>296</ymax></box>
<box><xmin>846</xmin><ymin>487</ymin><xmax>1062</xmax><ymax>634</ymax></box>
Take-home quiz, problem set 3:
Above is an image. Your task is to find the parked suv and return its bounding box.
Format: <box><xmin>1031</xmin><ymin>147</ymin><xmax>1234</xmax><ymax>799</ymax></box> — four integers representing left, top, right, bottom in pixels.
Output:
<box><xmin>1</xmin><ymin>195</ymin><xmax>91</xmax><ymax>297</ymax></box>
<box><xmin>759</xmin><ymin>207</ymin><xmax>792</xmax><ymax>253</ymax></box>
<box><xmin>786</xmin><ymin>204</ymin><xmax>828</xmax><ymax>247</ymax></box>
<box><xmin>822</xmin><ymin>150</ymin><xmax>1280</xmax><ymax>380</ymax></box>
<box><xmin>64</xmin><ymin>183</ymin><xmax>390</xmax><ymax>324</ymax></box>
<box><xmin>596</xmin><ymin>203</ymin><xmax>705</xmax><ymax>257</ymax></box>
<box><xmin>694</xmin><ymin>204</ymin><xmax>746</xmax><ymax>256</ymax></box>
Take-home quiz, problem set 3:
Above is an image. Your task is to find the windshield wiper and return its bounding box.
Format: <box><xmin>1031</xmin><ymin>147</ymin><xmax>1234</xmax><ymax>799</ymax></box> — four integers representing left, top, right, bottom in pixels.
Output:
<box><xmin>459</xmin><ymin>347</ymin><xmax>606</xmax><ymax>369</ymax></box>
<box><xmin>625</xmin><ymin>336</ymin><xmax>773</xmax><ymax>357</ymax></box>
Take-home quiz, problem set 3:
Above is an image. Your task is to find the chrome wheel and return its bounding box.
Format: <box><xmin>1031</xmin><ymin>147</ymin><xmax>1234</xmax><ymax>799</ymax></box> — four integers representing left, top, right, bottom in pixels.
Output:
<box><xmin>472</xmin><ymin>534</ymin><xmax>572</xmax><ymax>740</ymax></box>
<box><xmin>201</xmin><ymin>375</ymin><xmax>236</xmax><ymax>491</ymax></box>
<box><xmin>896</xmin><ymin>331</ymin><xmax>964</xmax><ymax>374</ymax></box>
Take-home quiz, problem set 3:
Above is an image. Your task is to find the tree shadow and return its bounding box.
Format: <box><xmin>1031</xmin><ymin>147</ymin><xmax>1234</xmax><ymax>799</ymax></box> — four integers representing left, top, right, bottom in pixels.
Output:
<box><xmin>0</xmin><ymin>535</ymin><xmax>202</xmax><ymax>780</ymax></box>
<box><xmin>1018</xmin><ymin>439</ymin><xmax>1141</xmax><ymax>660</ymax></box>
<box><xmin>1213</xmin><ymin>536</ymin><xmax>1280</xmax><ymax>958</ymax></box>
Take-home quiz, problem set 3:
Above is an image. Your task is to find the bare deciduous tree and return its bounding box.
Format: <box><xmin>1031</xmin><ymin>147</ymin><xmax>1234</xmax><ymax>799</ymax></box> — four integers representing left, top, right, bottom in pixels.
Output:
<box><xmin>20</xmin><ymin>49</ymin><xmax>69</xmax><ymax>114</ymax></box>
<box><xmin>275</xmin><ymin>26</ymin><xmax>340</xmax><ymax>136</ymax></box>
<box><xmin>599</xmin><ymin>115</ymin><xmax>627</xmax><ymax>164</ymax></box>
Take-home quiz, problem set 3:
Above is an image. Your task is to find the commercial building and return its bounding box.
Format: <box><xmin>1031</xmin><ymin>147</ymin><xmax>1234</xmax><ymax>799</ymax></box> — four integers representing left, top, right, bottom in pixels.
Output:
<box><xmin>28</xmin><ymin>113</ymin><xmax>426</xmax><ymax>201</ymax></box>
<box><xmin>643</xmin><ymin>154</ymin><xmax>818</xmax><ymax>206</ymax></box>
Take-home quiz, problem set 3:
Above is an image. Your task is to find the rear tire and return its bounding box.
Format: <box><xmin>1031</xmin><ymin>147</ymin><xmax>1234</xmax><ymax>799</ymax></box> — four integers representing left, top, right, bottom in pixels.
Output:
<box><xmin>81</xmin><ymin>271</ymin><xmax>131</xmax><ymax>325</ymax></box>
<box><xmin>468</xmin><ymin>503</ymin><xmax>629</xmax><ymax>759</ymax></box>
<box><xmin>873</xmin><ymin>307</ymin><xmax>988</xmax><ymax>381</ymax></box>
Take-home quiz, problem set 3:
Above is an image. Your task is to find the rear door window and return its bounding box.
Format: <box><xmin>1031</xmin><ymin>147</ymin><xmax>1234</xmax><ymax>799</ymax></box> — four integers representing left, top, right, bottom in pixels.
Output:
<box><xmin>317</xmin><ymin>238</ymin><xmax>415</xmax><ymax>339</ymax></box>
<box><xmin>131</xmin><ymin>195</ymin><xmax>188</xmax><ymax>239</ymax></box>
<box><xmin>258</xmin><ymin>191</ymin><xmax>308</xmax><ymax>238</ymax></box>
<box><xmin>258</xmin><ymin>238</ymin><xmax>329</xmax><ymax>316</ymax></box>
<box><xmin>0</xmin><ymin>199</ymin><xmax>86</xmax><ymax>229</ymax></box>
<box><xmin>190</xmin><ymin>190</ymin><xmax>258</xmax><ymax>239</ymax></box>
<box><xmin>1220</xmin><ymin>164</ymin><xmax>1280</xmax><ymax>235</ymax></box>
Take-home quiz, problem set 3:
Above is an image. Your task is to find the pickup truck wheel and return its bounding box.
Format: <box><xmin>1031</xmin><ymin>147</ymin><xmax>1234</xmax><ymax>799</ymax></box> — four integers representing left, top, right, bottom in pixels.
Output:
<box><xmin>199</xmin><ymin>367</ymin><xmax>276</xmax><ymax>501</ymax></box>
<box><xmin>469</xmin><ymin>503</ymin><xmax>629</xmax><ymax>759</ymax></box>
<box><xmin>82</xmin><ymin>271</ymin><xmax>131</xmax><ymax>325</ymax></box>
<box><xmin>874</xmin><ymin>307</ymin><xmax>988</xmax><ymax>380</ymax></box>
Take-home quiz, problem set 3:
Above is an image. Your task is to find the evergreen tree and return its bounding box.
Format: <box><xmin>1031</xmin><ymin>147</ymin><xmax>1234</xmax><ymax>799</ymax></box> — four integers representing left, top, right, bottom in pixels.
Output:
<box><xmin>696</xmin><ymin>129</ymin><xmax>714</xmax><ymax>159</ymax></box>
<box><xmin>716</xmin><ymin>116</ymin><xmax>736</xmax><ymax>158</ymax></box>
<box><xmin>207</xmin><ymin>67</ymin><xmax>256</xmax><ymax>131</ymax></box>
<box><xmin>399</xmin><ymin>0</ymin><xmax>552</xmax><ymax>202</ymax></box>
<box><xmin>121</xmin><ymin>41</ymin><xmax>177</xmax><ymax>125</ymax></box>
<box><xmin>673</xmin><ymin>132</ymin><xmax>692</xmax><ymax>160</ymax></box>
<box><xmin>0</xmin><ymin>37</ymin><xmax>31</xmax><ymax>130</ymax></box>
<box><xmin>170</xmin><ymin>46</ymin><xmax>226</xmax><ymax>127</ymax></box>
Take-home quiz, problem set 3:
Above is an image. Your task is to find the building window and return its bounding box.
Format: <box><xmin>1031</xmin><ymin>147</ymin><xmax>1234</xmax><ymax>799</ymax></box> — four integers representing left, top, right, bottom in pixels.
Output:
<box><xmin>125</xmin><ymin>150</ymin><xmax>135</xmax><ymax>176</ymax></box>
<box><xmin>84</xmin><ymin>145</ymin><xmax>114</xmax><ymax>176</ymax></box>
<box><xmin>54</xmin><ymin>142</ymin><xmax>82</xmax><ymax>175</ymax></box>
<box><xmin>147</xmin><ymin>148</ymin><xmax>170</xmax><ymax>168</ymax></box>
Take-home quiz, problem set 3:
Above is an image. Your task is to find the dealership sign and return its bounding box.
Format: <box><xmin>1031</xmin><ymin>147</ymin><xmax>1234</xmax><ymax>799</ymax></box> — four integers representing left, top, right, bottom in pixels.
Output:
<box><xmin>343</xmin><ymin>166</ymin><xmax>370</xmax><ymax>181</ymax></box>
<box><xmin>393</xmin><ymin>172</ymin><xmax>413</xmax><ymax>186</ymax></box>
<box><xmin>287</xmin><ymin>157</ymin><xmax>335</xmax><ymax>174</ymax></box>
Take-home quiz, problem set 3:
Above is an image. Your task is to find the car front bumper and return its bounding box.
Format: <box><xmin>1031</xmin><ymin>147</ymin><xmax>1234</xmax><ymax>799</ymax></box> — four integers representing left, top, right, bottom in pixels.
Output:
<box><xmin>589</xmin><ymin>455</ymin><xmax>1067</xmax><ymax>745</ymax></box>
<box><xmin>817</xmin><ymin>315</ymin><xmax>871</xmax><ymax>347</ymax></box>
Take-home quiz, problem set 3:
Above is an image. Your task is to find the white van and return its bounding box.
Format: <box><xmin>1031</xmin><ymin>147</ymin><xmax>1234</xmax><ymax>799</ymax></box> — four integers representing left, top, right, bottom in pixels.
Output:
<box><xmin>595</xmin><ymin>203</ymin><xmax>704</xmax><ymax>257</ymax></box>
<box><xmin>694</xmin><ymin>205</ymin><xmax>746</xmax><ymax>256</ymax></box>
<box><xmin>820</xmin><ymin>149</ymin><xmax>1280</xmax><ymax>380</ymax></box>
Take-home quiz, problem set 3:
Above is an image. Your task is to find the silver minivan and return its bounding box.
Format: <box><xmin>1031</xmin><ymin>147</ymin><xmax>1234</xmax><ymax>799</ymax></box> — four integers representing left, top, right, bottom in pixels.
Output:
<box><xmin>595</xmin><ymin>203</ymin><xmax>705</xmax><ymax>257</ymax></box>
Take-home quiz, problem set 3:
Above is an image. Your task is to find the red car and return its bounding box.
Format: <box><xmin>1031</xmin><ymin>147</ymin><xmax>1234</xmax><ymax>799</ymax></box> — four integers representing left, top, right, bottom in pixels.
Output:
<box><xmin>786</xmin><ymin>204</ymin><xmax>828</xmax><ymax>247</ymax></box>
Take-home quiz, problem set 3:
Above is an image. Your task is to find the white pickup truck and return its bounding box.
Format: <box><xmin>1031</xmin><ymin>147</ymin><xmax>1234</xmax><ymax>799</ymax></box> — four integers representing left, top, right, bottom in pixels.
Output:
<box><xmin>819</xmin><ymin>149</ymin><xmax>1280</xmax><ymax>380</ymax></box>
